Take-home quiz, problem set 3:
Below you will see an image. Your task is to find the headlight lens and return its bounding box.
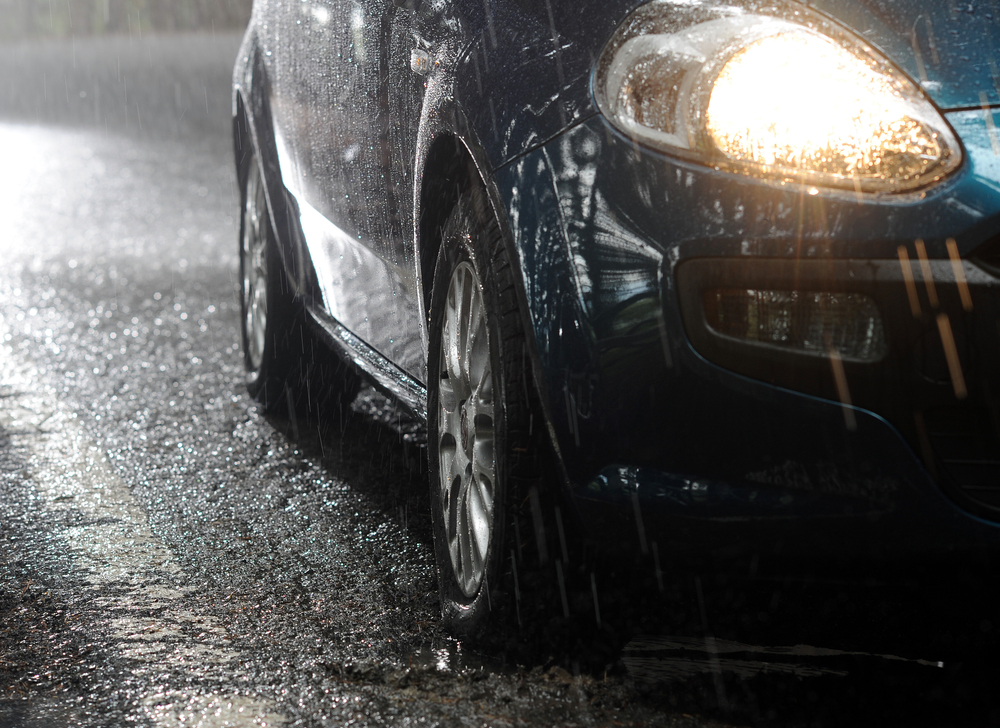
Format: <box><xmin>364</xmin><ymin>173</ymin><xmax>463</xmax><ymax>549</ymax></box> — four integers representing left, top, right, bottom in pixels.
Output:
<box><xmin>595</xmin><ymin>2</ymin><xmax>962</xmax><ymax>193</ymax></box>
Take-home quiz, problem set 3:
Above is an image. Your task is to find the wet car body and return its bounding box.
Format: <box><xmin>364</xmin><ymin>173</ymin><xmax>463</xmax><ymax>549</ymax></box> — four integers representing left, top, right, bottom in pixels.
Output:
<box><xmin>232</xmin><ymin>0</ymin><xmax>1000</xmax><ymax>593</ymax></box>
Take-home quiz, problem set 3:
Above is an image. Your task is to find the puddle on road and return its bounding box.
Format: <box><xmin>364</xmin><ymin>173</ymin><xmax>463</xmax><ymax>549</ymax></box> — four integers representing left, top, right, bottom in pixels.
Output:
<box><xmin>0</xmin><ymin>351</ymin><xmax>285</xmax><ymax>728</ymax></box>
<box><xmin>622</xmin><ymin>633</ymin><xmax>945</xmax><ymax>683</ymax></box>
<box><xmin>405</xmin><ymin>641</ymin><xmax>505</xmax><ymax>677</ymax></box>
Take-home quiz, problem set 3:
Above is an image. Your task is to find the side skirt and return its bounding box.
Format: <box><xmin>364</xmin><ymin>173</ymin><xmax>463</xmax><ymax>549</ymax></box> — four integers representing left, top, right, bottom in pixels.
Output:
<box><xmin>305</xmin><ymin>303</ymin><xmax>428</xmax><ymax>422</ymax></box>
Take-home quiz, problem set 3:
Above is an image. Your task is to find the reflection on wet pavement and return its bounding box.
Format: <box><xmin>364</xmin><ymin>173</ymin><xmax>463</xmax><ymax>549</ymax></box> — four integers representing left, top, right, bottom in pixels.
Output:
<box><xmin>622</xmin><ymin>634</ymin><xmax>945</xmax><ymax>683</ymax></box>
<box><xmin>0</xmin><ymin>345</ymin><xmax>285</xmax><ymax>727</ymax></box>
<box><xmin>0</xmin><ymin>121</ymin><xmax>703</xmax><ymax>727</ymax></box>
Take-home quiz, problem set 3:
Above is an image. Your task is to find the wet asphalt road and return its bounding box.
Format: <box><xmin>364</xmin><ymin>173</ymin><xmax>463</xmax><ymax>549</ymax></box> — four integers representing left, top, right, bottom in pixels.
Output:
<box><xmin>2</xmin><ymin>32</ymin><xmax>1000</xmax><ymax>728</ymax></box>
<box><xmin>0</xmin><ymin>32</ymin><xmax>697</xmax><ymax>728</ymax></box>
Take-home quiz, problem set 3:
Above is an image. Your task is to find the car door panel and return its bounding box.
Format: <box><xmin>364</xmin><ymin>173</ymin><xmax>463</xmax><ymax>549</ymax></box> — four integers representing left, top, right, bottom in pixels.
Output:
<box><xmin>266</xmin><ymin>0</ymin><xmax>425</xmax><ymax>380</ymax></box>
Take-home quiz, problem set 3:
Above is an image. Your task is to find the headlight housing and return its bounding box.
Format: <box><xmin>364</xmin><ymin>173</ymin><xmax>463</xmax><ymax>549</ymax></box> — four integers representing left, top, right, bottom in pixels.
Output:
<box><xmin>594</xmin><ymin>1</ymin><xmax>962</xmax><ymax>193</ymax></box>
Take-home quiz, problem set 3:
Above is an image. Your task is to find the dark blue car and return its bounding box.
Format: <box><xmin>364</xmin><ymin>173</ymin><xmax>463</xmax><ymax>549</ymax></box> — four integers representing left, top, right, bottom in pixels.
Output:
<box><xmin>232</xmin><ymin>0</ymin><xmax>1000</xmax><ymax>634</ymax></box>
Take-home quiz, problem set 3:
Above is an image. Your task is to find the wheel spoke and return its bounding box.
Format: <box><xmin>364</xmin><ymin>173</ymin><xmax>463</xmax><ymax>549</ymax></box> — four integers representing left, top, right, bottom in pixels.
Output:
<box><xmin>439</xmin><ymin>376</ymin><xmax>459</xmax><ymax>421</ymax></box>
<box><xmin>448</xmin><ymin>474</ymin><xmax>461</xmax><ymax>570</ymax></box>
<box><xmin>439</xmin><ymin>421</ymin><xmax>467</xmax><ymax>574</ymax></box>
<box><xmin>443</xmin><ymin>283</ymin><xmax>466</xmax><ymax>399</ymax></box>
<box><xmin>243</xmin><ymin>273</ymin><xmax>253</xmax><ymax>318</ymax></box>
<box><xmin>464</xmin><ymin>277</ymin><xmax>484</xmax><ymax>385</ymax></box>
<box><xmin>241</xmin><ymin>234</ymin><xmax>253</xmax><ymax>299</ymax></box>
<box><xmin>472</xmin><ymin>434</ymin><xmax>494</xmax><ymax>501</ymax></box>
<box><xmin>457</xmin><ymin>267</ymin><xmax>472</xmax><ymax>383</ymax></box>
<box><xmin>472</xmin><ymin>362</ymin><xmax>493</xmax><ymax>433</ymax></box>
<box><xmin>438</xmin><ymin>434</ymin><xmax>458</xmax><ymax>498</ymax></box>
<box><xmin>474</xmin><ymin>400</ymin><xmax>494</xmax><ymax>431</ymax></box>
<box><xmin>468</xmin><ymin>471</ymin><xmax>492</xmax><ymax>561</ymax></box>
<box><xmin>254</xmin><ymin>182</ymin><xmax>265</xmax><ymax>238</ymax></box>
<box><xmin>440</xmin><ymin>406</ymin><xmax>459</xmax><ymax>441</ymax></box>
<box><xmin>252</xmin><ymin>278</ymin><xmax>267</xmax><ymax>359</ymax></box>
<box><xmin>458</xmin><ymin>477</ymin><xmax>475</xmax><ymax>588</ymax></box>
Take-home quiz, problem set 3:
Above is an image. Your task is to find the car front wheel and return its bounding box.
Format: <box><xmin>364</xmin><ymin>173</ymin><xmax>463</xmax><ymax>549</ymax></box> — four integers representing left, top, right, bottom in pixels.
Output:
<box><xmin>427</xmin><ymin>189</ymin><xmax>538</xmax><ymax>636</ymax></box>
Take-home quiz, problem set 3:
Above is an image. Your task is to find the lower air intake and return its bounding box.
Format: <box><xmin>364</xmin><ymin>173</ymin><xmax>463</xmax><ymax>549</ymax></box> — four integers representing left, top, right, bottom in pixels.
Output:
<box><xmin>924</xmin><ymin>405</ymin><xmax>1000</xmax><ymax>511</ymax></box>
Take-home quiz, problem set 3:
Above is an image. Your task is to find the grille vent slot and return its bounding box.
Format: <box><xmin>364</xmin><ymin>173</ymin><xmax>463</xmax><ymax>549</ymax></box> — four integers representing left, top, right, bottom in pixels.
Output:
<box><xmin>972</xmin><ymin>233</ymin><xmax>1000</xmax><ymax>275</ymax></box>
<box><xmin>924</xmin><ymin>406</ymin><xmax>1000</xmax><ymax>510</ymax></box>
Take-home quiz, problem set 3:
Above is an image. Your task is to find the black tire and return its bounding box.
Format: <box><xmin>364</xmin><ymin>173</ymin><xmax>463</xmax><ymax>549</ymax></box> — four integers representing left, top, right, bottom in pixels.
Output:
<box><xmin>427</xmin><ymin>188</ymin><xmax>541</xmax><ymax>637</ymax></box>
<box><xmin>239</xmin><ymin>154</ymin><xmax>360</xmax><ymax>421</ymax></box>
<box><xmin>240</xmin><ymin>156</ymin><xmax>361</xmax><ymax>430</ymax></box>
<box><xmin>239</xmin><ymin>154</ymin><xmax>300</xmax><ymax>412</ymax></box>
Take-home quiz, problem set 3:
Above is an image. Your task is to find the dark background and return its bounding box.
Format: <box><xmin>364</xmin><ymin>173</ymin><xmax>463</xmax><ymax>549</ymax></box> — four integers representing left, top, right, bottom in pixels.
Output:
<box><xmin>0</xmin><ymin>0</ymin><xmax>253</xmax><ymax>40</ymax></box>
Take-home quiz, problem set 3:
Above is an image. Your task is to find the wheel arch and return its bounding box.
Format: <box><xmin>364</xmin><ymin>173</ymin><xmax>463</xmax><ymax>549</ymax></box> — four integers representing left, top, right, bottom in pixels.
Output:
<box><xmin>415</xmin><ymin>118</ymin><xmax>570</xmax><ymax>498</ymax></box>
<box><xmin>232</xmin><ymin>41</ymin><xmax>323</xmax><ymax>308</ymax></box>
<box><xmin>416</xmin><ymin>133</ymin><xmax>475</xmax><ymax>318</ymax></box>
<box><xmin>233</xmin><ymin>90</ymin><xmax>254</xmax><ymax>201</ymax></box>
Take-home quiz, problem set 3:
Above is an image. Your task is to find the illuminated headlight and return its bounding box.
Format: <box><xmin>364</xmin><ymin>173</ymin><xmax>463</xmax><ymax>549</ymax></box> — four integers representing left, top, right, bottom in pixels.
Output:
<box><xmin>595</xmin><ymin>2</ymin><xmax>962</xmax><ymax>193</ymax></box>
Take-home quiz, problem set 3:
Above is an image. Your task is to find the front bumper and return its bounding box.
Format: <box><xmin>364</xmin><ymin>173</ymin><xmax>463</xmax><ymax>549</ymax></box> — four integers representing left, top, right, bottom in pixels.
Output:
<box><xmin>493</xmin><ymin>106</ymin><xmax>1000</xmax><ymax>570</ymax></box>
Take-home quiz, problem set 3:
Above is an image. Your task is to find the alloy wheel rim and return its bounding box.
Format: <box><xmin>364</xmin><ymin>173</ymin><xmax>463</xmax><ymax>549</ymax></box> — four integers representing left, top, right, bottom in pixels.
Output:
<box><xmin>241</xmin><ymin>165</ymin><xmax>268</xmax><ymax>372</ymax></box>
<box><xmin>437</xmin><ymin>260</ymin><xmax>496</xmax><ymax>597</ymax></box>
